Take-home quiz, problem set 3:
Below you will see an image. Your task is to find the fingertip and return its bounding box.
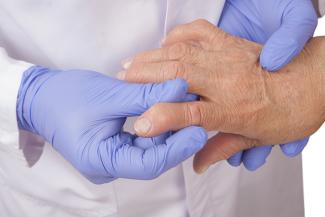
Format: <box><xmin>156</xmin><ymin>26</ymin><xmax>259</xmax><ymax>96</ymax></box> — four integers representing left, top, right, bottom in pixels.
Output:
<box><xmin>116</xmin><ymin>71</ymin><xmax>126</xmax><ymax>80</ymax></box>
<box><xmin>163</xmin><ymin>127</ymin><xmax>208</xmax><ymax>171</ymax></box>
<box><xmin>242</xmin><ymin>146</ymin><xmax>272</xmax><ymax>171</ymax></box>
<box><xmin>243</xmin><ymin>156</ymin><xmax>265</xmax><ymax>171</ymax></box>
<box><xmin>260</xmin><ymin>37</ymin><xmax>300</xmax><ymax>72</ymax></box>
<box><xmin>134</xmin><ymin>118</ymin><xmax>152</xmax><ymax>137</ymax></box>
<box><xmin>133</xmin><ymin>133</ymin><xmax>169</xmax><ymax>149</ymax></box>
<box><xmin>260</xmin><ymin>2</ymin><xmax>317</xmax><ymax>72</ymax></box>
<box><xmin>280</xmin><ymin>143</ymin><xmax>297</xmax><ymax>157</ymax></box>
<box><xmin>194</xmin><ymin>164</ymin><xmax>209</xmax><ymax>174</ymax></box>
<box><xmin>195</xmin><ymin>127</ymin><xmax>209</xmax><ymax>148</ymax></box>
<box><xmin>280</xmin><ymin>137</ymin><xmax>309</xmax><ymax>157</ymax></box>
<box><xmin>227</xmin><ymin>152</ymin><xmax>243</xmax><ymax>167</ymax></box>
<box><xmin>184</xmin><ymin>93</ymin><xmax>199</xmax><ymax>102</ymax></box>
<box><xmin>175</xmin><ymin>126</ymin><xmax>208</xmax><ymax>150</ymax></box>
<box><xmin>243</xmin><ymin>161</ymin><xmax>262</xmax><ymax>172</ymax></box>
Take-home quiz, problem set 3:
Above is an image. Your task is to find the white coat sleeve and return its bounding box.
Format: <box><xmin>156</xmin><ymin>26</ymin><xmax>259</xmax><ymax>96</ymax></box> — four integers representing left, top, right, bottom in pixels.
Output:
<box><xmin>0</xmin><ymin>47</ymin><xmax>44</xmax><ymax>167</ymax></box>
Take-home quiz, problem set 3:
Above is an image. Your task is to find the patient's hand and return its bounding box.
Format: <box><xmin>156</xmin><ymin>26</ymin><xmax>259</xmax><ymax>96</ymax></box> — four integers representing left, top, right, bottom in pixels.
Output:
<box><xmin>119</xmin><ymin>20</ymin><xmax>325</xmax><ymax>173</ymax></box>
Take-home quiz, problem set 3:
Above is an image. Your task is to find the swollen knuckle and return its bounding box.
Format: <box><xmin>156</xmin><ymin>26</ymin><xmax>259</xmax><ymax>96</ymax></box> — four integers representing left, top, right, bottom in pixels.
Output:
<box><xmin>169</xmin><ymin>43</ymin><xmax>189</xmax><ymax>59</ymax></box>
<box><xmin>193</xmin><ymin>19</ymin><xmax>211</xmax><ymax>28</ymax></box>
<box><xmin>170</xmin><ymin>61</ymin><xmax>186</xmax><ymax>78</ymax></box>
<box><xmin>185</xmin><ymin>103</ymin><xmax>202</xmax><ymax>125</ymax></box>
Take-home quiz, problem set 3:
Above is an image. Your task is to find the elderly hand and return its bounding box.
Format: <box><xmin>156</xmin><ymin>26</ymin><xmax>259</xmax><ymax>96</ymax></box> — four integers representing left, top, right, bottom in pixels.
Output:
<box><xmin>119</xmin><ymin>20</ymin><xmax>325</xmax><ymax>173</ymax></box>
<box><xmin>216</xmin><ymin>0</ymin><xmax>318</xmax><ymax>169</ymax></box>
<box><xmin>120</xmin><ymin>0</ymin><xmax>318</xmax><ymax>171</ymax></box>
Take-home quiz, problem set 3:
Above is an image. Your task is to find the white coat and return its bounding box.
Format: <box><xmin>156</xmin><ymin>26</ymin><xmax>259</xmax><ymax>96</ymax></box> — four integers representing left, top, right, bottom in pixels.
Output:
<box><xmin>0</xmin><ymin>1</ymin><xmax>304</xmax><ymax>217</ymax></box>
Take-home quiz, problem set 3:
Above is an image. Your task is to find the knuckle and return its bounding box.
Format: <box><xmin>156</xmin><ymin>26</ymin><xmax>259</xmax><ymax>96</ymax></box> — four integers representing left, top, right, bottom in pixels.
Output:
<box><xmin>169</xmin><ymin>61</ymin><xmax>186</xmax><ymax>79</ymax></box>
<box><xmin>128</xmin><ymin>63</ymin><xmax>143</xmax><ymax>80</ymax></box>
<box><xmin>150</xmin><ymin>104</ymin><xmax>171</xmax><ymax>125</ymax></box>
<box><xmin>171</xmin><ymin>25</ymin><xmax>185</xmax><ymax>36</ymax></box>
<box><xmin>184</xmin><ymin>103</ymin><xmax>202</xmax><ymax>125</ymax></box>
<box><xmin>193</xmin><ymin>19</ymin><xmax>211</xmax><ymax>28</ymax></box>
<box><xmin>241</xmin><ymin>137</ymin><xmax>259</xmax><ymax>149</ymax></box>
<box><xmin>169</xmin><ymin>42</ymin><xmax>190</xmax><ymax>59</ymax></box>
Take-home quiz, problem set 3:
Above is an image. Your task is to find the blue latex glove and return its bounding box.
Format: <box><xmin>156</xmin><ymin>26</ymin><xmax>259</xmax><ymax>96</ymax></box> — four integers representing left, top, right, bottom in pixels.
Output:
<box><xmin>17</xmin><ymin>66</ymin><xmax>208</xmax><ymax>184</ymax></box>
<box><xmin>219</xmin><ymin>0</ymin><xmax>318</xmax><ymax>171</ymax></box>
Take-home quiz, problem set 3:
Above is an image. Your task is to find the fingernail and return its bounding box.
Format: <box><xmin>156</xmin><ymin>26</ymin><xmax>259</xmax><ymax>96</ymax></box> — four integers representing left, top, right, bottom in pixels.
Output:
<box><xmin>117</xmin><ymin>71</ymin><xmax>126</xmax><ymax>80</ymax></box>
<box><xmin>134</xmin><ymin>118</ymin><xmax>152</xmax><ymax>135</ymax></box>
<box><xmin>196</xmin><ymin>165</ymin><xmax>209</xmax><ymax>174</ymax></box>
<box><xmin>160</xmin><ymin>37</ymin><xmax>166</xmax><ymax>45</ymax></box>
<box><xmin>121</xmin><ymin>58</ymin><xmax>133</xmax><ymax>69</ymax></box>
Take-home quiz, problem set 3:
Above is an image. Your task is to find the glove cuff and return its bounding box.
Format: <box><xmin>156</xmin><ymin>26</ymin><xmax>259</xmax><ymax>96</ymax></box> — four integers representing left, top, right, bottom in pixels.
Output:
<box><xmin>17</xmin><ymin>66</ymin><xmax>53</xmax><ymax>134</ymax></box>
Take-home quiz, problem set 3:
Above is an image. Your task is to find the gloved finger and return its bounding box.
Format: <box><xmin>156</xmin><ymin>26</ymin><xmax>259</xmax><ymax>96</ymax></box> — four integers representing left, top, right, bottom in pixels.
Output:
<box><xmin>218</xmin><ymin>0</ymin><xmax>257</xmax><ymax>41</ymax></box>
<box><xmin>111</xmin><ymin>126</ymin><xmax>207</xmax><ymax>180</ymax></box>
<box><xmin>79</xmin><ymin>132</ymin><xmax>134</xmax><ymax>184</ymax></box>
<box><xmin>133</xmin><ymin>132</ymin><xmax>171</xmax><ymax>149</ymax></box>
<box><xmin>260</xmin><ymin>0</ymin><xmax>317</xmax><ymax>71</ymax></box>
<box><xmin>133</xmin><ymin>101</ymin><xmax>220</xmax><ymax>137</ymax></box>
<box><xmin>193</xmin><ymin>133</ymin><xmax>259</xmax><ymax>174</ymax></box>
<box><xmin>227</xmin><ymin>151</ymin><xmax>243</xmax><ymax>167</ymax></box>
<box><xmin>117</xmin><ymin>78</ymin><xmax>190</xmax><ymax>116</ymax></box>
<box><xmin>242</xmin><ymin>146</ymin><xmax>272</xmax><ymax>171</ymax></box>
<box><xmin>184</xmin><ymin>93</ymin><xmax>199</xmax><ymax>101</ymax></box>
<box><xmin>280</xmin><ymin>137</ymin><xmax>310</xmax><ymax>157</ymax></box>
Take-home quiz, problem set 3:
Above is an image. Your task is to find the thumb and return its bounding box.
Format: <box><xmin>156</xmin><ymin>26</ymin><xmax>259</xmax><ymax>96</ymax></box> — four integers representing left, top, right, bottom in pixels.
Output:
<box><xmin>111</xmin><ymin>126</ymin><xmax>208</xmax><ymax>180</ymax></box>
<box><xmin>193</xmin><ymin>133</ymin><xmax>259</xmax><ymax>173</ymax></box>
<box><xmin>133</xmin><ymin>101</ymin><xmax>217</xmax><ymax>137</ymax></box>
<box><xmin>260</xmin><ymin>0</ymin><xmax>317</xmax><ymax>71</ymax></box>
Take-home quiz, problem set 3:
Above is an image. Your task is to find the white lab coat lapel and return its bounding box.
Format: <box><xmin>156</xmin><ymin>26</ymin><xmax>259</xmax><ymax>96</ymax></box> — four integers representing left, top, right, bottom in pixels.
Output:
<box><xmin>164</xmin><ymin>0</ymin><xmax>225</xmax><ymax>35</ymax></box>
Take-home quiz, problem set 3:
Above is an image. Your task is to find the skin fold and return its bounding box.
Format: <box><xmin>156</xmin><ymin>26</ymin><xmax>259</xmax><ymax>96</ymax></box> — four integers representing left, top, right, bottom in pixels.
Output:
<box><xmin>119</xmin><ymin>20</ymin><xmax>325</xmax><ymax>173</ymax></box>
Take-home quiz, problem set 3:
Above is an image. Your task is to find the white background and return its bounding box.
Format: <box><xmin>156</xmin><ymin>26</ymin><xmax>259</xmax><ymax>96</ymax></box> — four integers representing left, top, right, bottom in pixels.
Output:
<box><xmin>303</xmin><ymin>16</ymin><xmax>325</xmax><ymax>217</ymax></box>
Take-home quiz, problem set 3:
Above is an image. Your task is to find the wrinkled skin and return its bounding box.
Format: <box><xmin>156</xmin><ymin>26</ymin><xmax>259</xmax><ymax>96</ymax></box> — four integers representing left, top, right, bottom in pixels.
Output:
<box><xmin>217</xmin><ymin>0</ymin><xmax>317</xmax><ymax>169</ymax></box>
<box><xmin>120</xmin><ymin>20</ymin><xmax>325</xmax><ymax>173</ymax></box>
<box><xmin>121</xmin><ymin>0</ymin><xmax>319</xmax><ymax>171</ymax></box>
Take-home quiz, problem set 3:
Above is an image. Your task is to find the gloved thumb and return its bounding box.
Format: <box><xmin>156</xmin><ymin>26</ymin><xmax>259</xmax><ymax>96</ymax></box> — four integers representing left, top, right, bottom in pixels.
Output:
<box><xmin>110</xmin><ymin>126</ymin><xmax>207</xmax><ymax>180</ymax></box>
<box><xmin>260</xmin><ymin>0</ymin><xmax>317</xmax><ymax>71</ymax></box>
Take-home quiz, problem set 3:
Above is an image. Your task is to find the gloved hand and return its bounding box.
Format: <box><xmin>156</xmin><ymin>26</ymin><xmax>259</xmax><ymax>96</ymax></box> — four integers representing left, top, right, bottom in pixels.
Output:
<box><xmin>218</xmin><ymin>0</ymin><xmax>317</xmax><ymax>170</ymax></box>
<box><xmin>17</xmin><ymin>66</ymin><xmax>208</xmax><ymax>184</ymax></box>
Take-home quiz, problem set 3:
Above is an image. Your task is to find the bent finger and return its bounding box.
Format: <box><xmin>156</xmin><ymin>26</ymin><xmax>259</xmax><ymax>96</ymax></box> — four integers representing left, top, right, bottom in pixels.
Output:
<box><xmin>193</xmin><ymin>133</ymin><xmax>259</xmax><ymax>173</ymax></box>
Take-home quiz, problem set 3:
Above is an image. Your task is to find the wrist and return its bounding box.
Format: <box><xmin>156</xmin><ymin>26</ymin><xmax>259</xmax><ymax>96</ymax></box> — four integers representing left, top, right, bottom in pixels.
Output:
<box><xmin>316</xmin><ymin>38</ymin><xmax>325</xmax><ymax>122</ymax></box>
<box><xmin>17</xmin><ymin>66</ymin><xmax>54</xmax><ymax>134</ymax></box>
<box><xmin>307</xmin><ymin>37</ymin><xmax>325</xmax><ymax>122</ymax></box>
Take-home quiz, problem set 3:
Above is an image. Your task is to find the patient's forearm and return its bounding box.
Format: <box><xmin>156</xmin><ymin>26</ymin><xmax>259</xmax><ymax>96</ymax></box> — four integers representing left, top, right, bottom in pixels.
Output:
<box><xmin>265</xmin><ymin>36</ymin><xmax>325</xmax><ymax>139</ymax></box>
